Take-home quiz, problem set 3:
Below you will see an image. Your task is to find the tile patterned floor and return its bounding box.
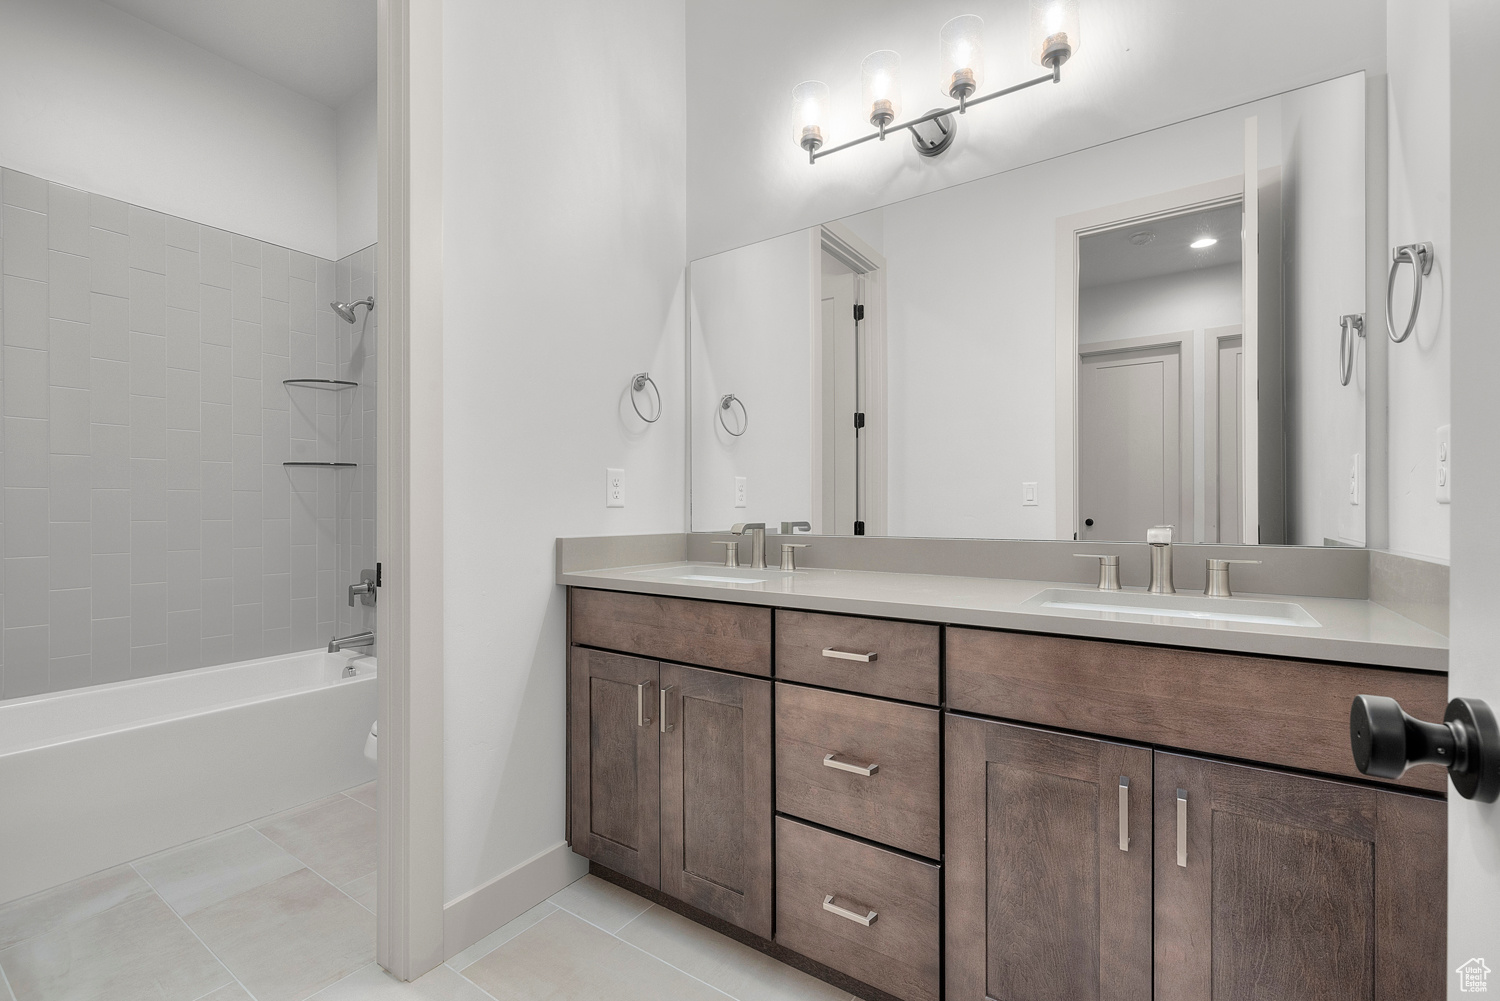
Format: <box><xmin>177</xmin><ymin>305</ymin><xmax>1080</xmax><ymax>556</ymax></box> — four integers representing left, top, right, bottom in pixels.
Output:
<box><xmin>0</xmin><ymin>790</ymin><xmax>855</xmax><ymax>1001</ymax></box>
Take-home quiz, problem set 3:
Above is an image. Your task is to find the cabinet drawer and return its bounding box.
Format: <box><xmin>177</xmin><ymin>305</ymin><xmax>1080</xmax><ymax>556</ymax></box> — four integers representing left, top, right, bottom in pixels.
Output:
<box><xmin>946</xmin><ymin>626</ymin><xmax>1449</xmax><ymax>792</ymax></box>
<box><xmin>775</xmin><ymin>683</ymin><xmax>941</xmax><ymax>857</ymax></box>
<box><xmin>570</xmin><ymin>588</ymin><xmax>771</xmax><ymax>677</ymax></box>
<box><xmin>775</xmin><ymin>817</ymin><xmax>940</xmax><ymax>1001</ymax></box>
<box><xmin>776</xmin><ymin>610</ymin><xmax>940</xmax><ymax>705</ymax></box>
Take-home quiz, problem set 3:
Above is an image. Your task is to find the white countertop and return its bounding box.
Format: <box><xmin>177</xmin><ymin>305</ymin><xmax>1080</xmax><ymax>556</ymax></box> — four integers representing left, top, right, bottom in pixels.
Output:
<box><xmin>559</xmin><ymin>561</ymin><xmax>1448</xmax><ymax>672</ymax></box>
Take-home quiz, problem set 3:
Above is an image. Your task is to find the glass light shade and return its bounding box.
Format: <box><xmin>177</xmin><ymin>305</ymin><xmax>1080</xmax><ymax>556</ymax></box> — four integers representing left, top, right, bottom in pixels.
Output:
<box><xmin>1030</xmin><ymin>0</ymin><xmax>1080</xmax><ymax>67</ymax></box>
<box><xmin>860</xmin><ymin>50</ymin><xmax>903</xmax><ymax>129</ymax></box>
<box><xmin>939</xmin><ymin>15</ymin><xmax>985</xmax><ymax>100</ymax></box>
<box><xmin>791</xmin><ymin>80</ymin><xmax>831</xmax><ymax>152</ymax></box>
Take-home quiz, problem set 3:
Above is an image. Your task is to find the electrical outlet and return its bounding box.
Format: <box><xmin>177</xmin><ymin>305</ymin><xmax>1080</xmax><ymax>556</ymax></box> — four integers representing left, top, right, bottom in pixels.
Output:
<box><xmin>1021</xmin><ymin>482</ymin><xmax>1038</xmax><ymax>506</ymax></box>
<box><xmin>1348</xmin><ymin>454</ymin><xmax>1360</xmax><ymax>506</ymax></box>
<box><xmin>606</xmin><ymin>468</ymin><xmax>625</xmax><ymax>508</ymax></box>
<box><xmin>1436</xmin><ymin>425</ymin><xmax>1451</xmax><ymax>504</ymax></box>
<box><xmin>734</xmin><ymin>476</ymin><xmax>747</xmax><ymax>508</ymax></box>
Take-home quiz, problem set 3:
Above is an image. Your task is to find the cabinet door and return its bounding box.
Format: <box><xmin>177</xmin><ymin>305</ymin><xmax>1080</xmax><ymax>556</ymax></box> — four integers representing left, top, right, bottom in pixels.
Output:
<box><xmin>567</xmin><ymin>647</ymin><xmax>660</xmax><ymax>887</ymax></box>
<box><xmin>1154</xmin><ymin>752</ymin><xmax>1445</xmax><ymax>1001</ymax></box>
<box><xmin>946</xmin><ymin>714</ymin><xmax>1153</xmax><ymax>1001</ymax></box>
<box><xmin>659</xmin><ymin>663</ymin><xmax>773</xmax><ymax>937</ymax></box>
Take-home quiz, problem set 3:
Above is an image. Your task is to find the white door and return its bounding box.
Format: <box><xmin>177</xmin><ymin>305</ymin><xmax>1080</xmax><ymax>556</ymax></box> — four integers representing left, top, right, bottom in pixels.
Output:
<box><xmin>1216</xmin><ymin>335</ymin><xmax>1244</xmax><ymax>543</ymax></box>
<box><xmin>1240</xmin><ymin>115</ymin><xmax>1260</xmax><ymax>544</ymax></box>
<box><xmin>820</xmin><ymin>271</ymin><xmax>857</xmax><ymax>534</ymax></box>
<box><xmin>1078</xmin><ymin>344</ymin><xmax>1182</xmax><ymax>542</ymax></box>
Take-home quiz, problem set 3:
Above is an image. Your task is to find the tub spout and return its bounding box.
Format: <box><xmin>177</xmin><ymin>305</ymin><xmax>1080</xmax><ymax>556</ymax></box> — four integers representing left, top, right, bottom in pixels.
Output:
<box><xmin>329</xmin><ymin>631</ymin><xmax>375</xmax><ymax>654</ymax></box>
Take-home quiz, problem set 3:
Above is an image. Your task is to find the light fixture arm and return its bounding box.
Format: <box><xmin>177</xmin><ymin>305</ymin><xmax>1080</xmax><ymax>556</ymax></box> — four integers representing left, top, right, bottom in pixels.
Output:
<box><xmin>809</xmin><ymin>66</ymin><xmax>1061</xmax><ymax>164</ymax></box>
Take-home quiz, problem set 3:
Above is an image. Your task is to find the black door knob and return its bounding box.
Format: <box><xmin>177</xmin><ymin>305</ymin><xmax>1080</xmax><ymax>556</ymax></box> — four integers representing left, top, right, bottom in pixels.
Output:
<box><xmin>1350</xmin><ymin>695</ymin><xmax>1500</xmax><ymax>802</ymax></box>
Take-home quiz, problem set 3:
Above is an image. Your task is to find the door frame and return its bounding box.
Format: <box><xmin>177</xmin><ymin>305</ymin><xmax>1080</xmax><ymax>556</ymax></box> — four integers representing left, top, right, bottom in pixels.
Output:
<box><xmin>1054</xmin><ymin>176</ymin><xmax>1244</xmax><ymax>539</ymax></box>
<box><xmin>811</xmin><ymin>221</ymin><xmax>889</xmax><ymax>535</ymax></box>
<box><xmin>375</xmin><ymin>0</ymin><xmax>446</xmax><ymax>980</ymax></box>
<box><xmin>1202</xmin><ymin>325</ymin><xmax>1244</xmax><ymax>543</ymax></box>
<box><xmin>1077</xmin><ymin>332</ymin><xmax>1196</xmax><ymax>542</ymax></box>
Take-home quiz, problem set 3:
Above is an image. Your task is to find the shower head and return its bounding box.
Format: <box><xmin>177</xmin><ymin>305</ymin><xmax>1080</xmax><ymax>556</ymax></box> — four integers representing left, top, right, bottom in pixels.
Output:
<box><xmin>330</xmin><ymin>296</ymin><xmax>375</xmax><ymax>324</ymax></box>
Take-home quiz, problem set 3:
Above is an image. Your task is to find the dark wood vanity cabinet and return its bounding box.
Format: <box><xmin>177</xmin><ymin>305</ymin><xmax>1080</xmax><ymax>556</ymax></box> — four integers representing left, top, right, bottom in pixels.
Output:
<box><xmin>567</xmin><ymin>643</ymin><xmax>773</xmax><ymax>937</ymax></box>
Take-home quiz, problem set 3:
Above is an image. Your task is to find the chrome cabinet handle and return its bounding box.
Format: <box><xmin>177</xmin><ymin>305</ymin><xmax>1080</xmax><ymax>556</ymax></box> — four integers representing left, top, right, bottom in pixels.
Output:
<box><xmin>822</xmin><ymin>647</ymin><xmax>877</xmax><ymax>663</ymax></box>
<box><xmin>822</xmin><ymin>894</ymin><xmax>877</xmax><ymax>927</ymax></box>
<box><xmin>1176</xmin><ymin>788</ymin><xmax>1188</xmax><ymax>867</ymax></box>
<box><xmin>660</xmin><ymin>686</ymin><xmax>674</xmax><ymax>733</ymax></box>
<box><xmin>636</xmin><ymin>682</ymin><xmax>652</xmax><ymax>727</ymax></box>
<box><xmin>1118</xmin><ymin>777</ymin><xmax>1130</xmax><ymax>852</ymax></box>
<box><xmin>823</xmin><ymin>753</ymin><xmax>878</xmax><ymax>776</ymax></box>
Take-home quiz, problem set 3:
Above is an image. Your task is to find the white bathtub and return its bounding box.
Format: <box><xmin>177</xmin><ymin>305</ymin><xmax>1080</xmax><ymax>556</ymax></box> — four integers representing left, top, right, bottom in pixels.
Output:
<box><xmin>0</xmin><ymin>649</ymin><xmax>376</xmax><ymax>905</ymax></box>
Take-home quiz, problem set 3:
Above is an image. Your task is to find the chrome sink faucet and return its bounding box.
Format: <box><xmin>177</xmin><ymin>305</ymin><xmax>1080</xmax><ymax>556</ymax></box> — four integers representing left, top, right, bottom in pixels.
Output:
<box><xmin>731</xmin><ymin>523</ymin><xmax>768</xmax><ymax>569</ymax></box>
<box><xmin>1147</xmin><ymin>526</ymin><xmax>1175</xmax><ymax>594</ymax></box>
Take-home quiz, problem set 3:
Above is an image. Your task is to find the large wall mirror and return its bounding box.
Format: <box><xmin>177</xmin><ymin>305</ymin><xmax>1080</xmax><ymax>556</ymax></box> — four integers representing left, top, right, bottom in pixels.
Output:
<box><xmin>689</xmin><ymin>73</ymin><xmax>1367</xmax><ymax>547</ymax></box>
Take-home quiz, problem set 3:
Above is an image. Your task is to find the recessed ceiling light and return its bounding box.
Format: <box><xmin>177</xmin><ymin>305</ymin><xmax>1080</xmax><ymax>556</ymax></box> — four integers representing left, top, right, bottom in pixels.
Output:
<box><xmin>1190</xmin><ymin>237</ymin><xmax>1218</xmax><ymax>249</ymax></box>
<box><xmin>1128</xmin><ymin>231</ymin><xmax>1154</xmax><ymax>246</ymax></box>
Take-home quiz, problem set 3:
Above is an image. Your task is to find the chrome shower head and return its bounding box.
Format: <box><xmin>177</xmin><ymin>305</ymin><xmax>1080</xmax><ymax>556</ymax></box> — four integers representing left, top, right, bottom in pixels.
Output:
<box><xmin>330</xmin><ymin>296</ymin><xmax>375</xmax><ymax>324</ymax></box>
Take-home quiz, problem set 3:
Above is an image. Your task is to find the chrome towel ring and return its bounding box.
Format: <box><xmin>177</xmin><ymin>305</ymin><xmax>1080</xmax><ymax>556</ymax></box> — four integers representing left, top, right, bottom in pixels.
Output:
<box><xmin>718</xmin><ymin>394</ymin><xmax>748</xmax><ymax>436</ymax></box>
<box><xmin>1338</xmin><ymin>313</ymin><xmax>1365</xmax><ymax>387</ymax></box>
<box><xmin>630</xmin><ymin>372</ymin><xmax>662</xmax><ymax>423</ymax></box>
<box><xmin>1386</xmin><ymin>242</ymin><xmax>1433</xmax><ymax>343</ymax></box>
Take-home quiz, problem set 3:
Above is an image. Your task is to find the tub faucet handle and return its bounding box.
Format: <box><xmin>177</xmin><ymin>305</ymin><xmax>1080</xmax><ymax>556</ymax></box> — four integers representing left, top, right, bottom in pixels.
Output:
<box><xmin>348</xmin><ymin>570</ymin><xmax>377</xmax><ymax>608</ymax></box>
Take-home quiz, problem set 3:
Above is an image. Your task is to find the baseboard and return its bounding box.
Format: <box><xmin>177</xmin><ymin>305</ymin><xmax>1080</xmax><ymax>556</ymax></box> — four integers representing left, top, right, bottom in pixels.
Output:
<box><xmin>442</xmin><ymin>841</ymin><xmax>589</xmax><ymax>960</ymax></box>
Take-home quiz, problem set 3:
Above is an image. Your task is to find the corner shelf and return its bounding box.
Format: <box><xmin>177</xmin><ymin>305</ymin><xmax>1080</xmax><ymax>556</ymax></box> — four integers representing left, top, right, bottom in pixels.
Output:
<box><xmin>283</xmin><ymin>461</ymin><xmax>358</xmax><ymax>468</ymax></box>
<box><xmin>283</xmin><ymin>379</ymin><xmax>358</xmax><ymax>391</ymax></box>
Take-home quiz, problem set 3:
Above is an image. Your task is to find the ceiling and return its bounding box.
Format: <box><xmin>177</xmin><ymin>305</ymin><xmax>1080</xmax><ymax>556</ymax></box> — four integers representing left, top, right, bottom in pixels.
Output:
<box><xmin>100</xmin><ymin>0</ymin><xmax>376</xmax><ymax>109</ymax></box>
<box><xmin>1079</xmin><ymin>203</ymin><xmax>1243</xmax><ymax>289</ymax></box>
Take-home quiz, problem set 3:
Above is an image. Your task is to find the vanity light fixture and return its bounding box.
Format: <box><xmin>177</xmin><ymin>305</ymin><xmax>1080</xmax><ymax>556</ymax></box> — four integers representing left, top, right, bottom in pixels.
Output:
<box><xmin>1190</xmin><ymin>237</ymin><xmax>1218</xmax><ymax>249</ymax></box>
<box><xmin>794</xmin><ymin>6</ymin><xmax>1080</xmax><ymax>165</ymax></box>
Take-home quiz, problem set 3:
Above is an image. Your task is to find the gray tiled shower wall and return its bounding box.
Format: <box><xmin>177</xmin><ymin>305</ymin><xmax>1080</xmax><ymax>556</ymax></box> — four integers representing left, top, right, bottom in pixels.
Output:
<box><xmin>0</xmin><ymin>166</ymin><xmax>377</xmax><ymax>700</ymax></box>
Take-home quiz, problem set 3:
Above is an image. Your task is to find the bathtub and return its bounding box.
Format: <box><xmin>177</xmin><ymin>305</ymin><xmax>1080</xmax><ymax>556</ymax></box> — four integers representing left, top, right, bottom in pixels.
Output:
<box><xmin>0</xmin><ymin>649</ymin><xmax>376</xmax><ymax>905</ymax></box>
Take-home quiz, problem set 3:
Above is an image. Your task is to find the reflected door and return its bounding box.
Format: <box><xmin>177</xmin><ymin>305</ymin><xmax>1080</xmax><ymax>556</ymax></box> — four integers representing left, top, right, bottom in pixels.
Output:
<box><xmin>1078</xmin><ymin>344</ymin><xmax>1182</xmax><ymax>542</ymax></box>
<box><xmin>820</xmin><ymin>271</ymin><xmax>858</xmax><ymax>534</ymax></box>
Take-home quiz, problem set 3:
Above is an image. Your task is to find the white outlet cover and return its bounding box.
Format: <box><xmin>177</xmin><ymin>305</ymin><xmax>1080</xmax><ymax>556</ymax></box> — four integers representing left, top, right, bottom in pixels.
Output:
<box><xmin>1021</xmin><ymin>482</ymin><xmax>1038</xmax><ymax>506</ymax></box>
<box><xmin>734</xmin><ymin>476</ymin><xmax>747</xmax><ymax>508</ymax></box>
<box><xmin>1436</xmin><ymin>425</ymin><xmax>1451</xmax><ymax>504</ymax></box>
<box><xmin>606</xmin><ymin>468</ymin><xmax>625</xmax><ymax>508</ymax></box>
<box><xmin>1348</xmin><ymin>454</ymin><xmax>1360</xmax><ymax>506</ymax></box>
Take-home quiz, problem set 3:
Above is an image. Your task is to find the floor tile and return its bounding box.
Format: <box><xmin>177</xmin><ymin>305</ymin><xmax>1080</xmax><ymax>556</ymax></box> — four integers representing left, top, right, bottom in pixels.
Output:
<box><xmin>546</xmin><ymin>875</ymin><xmax>652</xmax><ymax>934</ymax></box>
<box><xmin>184</xmin><ymin>868</ymin><xmax>374</xmax><ymax>1001</ymax></box>
<box><xmin>618</xmin><ymin>904</ymin><xmax>854</xmax><ymax>1001</ymax></box>
<box><xmin>0</xmin><ymin>892</ymin><xmax>230</xmax><ymax>1001</ymax></box>
<box><xmin>0</xmin><ymin>866</ymin><xmax>152</xmax><ymax>951</ymax></box>
<box><xmin>447</xmin><ymin>901</ymin><xmax>556</xmax><ymax>972</ymax></box>
<box><xmin>340</xmin><ymin>873</ymin><xmax>375</xmax><ymax>913</ymax></box>
<box><xmin>195</xmin><ymin>985</ymin><xmax>253</xmax><ymax>1000</ymax></box>
<box><xmin>254</xmin><ymin>795</ymin><xmax>377</xmax><ymax>886</ymax></box>
<box><xmin>310</xmin><ymin>963</ymin><xmax>492</xmax><ymax>1000</ymax></box>
<box><xmin>344</xmin><ymin>783</ymin><xmax>376</xmax><ymax>811</ymax></box>
<box><xmin>461</xmin><ymin>909</ymin><xmax>730</xmax><ymax>1001</ymax></box>
<box><xmin>134</xmin><ymin>826</ymin><xmax>303</xmax><ymax>916</ymax></box>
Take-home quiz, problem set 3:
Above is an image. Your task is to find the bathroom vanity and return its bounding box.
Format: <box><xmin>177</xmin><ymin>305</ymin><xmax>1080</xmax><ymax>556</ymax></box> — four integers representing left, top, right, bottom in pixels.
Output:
<box><xmin>561</xmin><ymin>542</ymin><xmax>1448</xmax><ymax>1001</ymax></box>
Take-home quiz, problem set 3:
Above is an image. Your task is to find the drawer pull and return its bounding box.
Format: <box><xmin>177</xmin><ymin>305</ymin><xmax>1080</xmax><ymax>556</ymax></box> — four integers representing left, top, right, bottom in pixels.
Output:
<box><xmin>823</xmin><ymin>753</ymin><xmax>879</xmax><ymax>776</ymax></box>
<box><xmin>1118</xmin><ymin>776</ymin><xmax>1130</xmax><ymax>852</ymax></box>
<box><xmin>1176</xmin><ymin>788</ymin><xmax>1188</xmax><ymax>867</ymax></box>
<box><xmin>822</xmin><ymin>894</ymin><xmax>878</xmax><ymax>927</ymax></box>
<box><xmin>636</xmin><ymin>681</ymin><xmax>652</xmax><ymax>728</ymax></box>
<box><xmin>822</xmin><ymin>647</ymin><xmax>878</xmax><ymax>663</ymax></box>
<box><xmin>660</xmin><ymin>685</ymin><xmax>674</xmax><ymax>734</ymax></box>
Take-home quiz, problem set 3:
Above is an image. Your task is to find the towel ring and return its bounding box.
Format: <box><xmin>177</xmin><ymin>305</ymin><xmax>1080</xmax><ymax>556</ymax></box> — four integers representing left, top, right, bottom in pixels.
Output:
<box><xmin>1338</xmin><ymin>313</ymin><xmax>1365</xmax><ymax>387</ymax></box>
<box><xmin>718</xmin><ymin>394</ymin><xmax>748</xmax><ymax>436</ymax></box>
<box><xmin>630</xmin><ymin>372</ymin><xmax>661</xmax><ymax>423</ymax></box>
<box><xmin>1386</xmin><ymin>242</ymin><xmax>1433</xmax><ymax>344</ymax></box>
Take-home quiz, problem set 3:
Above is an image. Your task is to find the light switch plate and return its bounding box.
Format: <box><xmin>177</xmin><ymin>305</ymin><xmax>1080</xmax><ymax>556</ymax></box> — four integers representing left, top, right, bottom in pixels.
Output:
<box><xmin>606</xmin><ymin>468</ymin><xmax>625</xmax><ymax>508</ymax></box>
<box><xmin>1436</xmin><ymin>425</ymin><xmax>1451</xmax><ymax>504</ymax></box>
<box><xmin>1022</xmin><ymin>482</ymin><xmax>1038</xmax><ymax>506</ymax></box>
<box><xmin>734</xmin><ymin>476</ymin><xmax>747</xmax><ymax>508</ymax></box>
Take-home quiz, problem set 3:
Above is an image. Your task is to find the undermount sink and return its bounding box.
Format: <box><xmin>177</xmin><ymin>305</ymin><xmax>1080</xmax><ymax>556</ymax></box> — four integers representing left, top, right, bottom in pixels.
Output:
<box><xmin>1021</xmin><ymin>587</ymin><xmax>1320</xmax><ymax>628</ymax></box>
<box><xmin>625</xmin><ymin>564</ymin><xmax>794</xmax><ymax>586</ymax></box>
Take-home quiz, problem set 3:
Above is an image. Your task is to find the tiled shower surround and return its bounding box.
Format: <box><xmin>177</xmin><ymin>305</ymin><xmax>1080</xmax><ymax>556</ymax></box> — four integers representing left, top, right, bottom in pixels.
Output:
<box><xmin>0</xmin><ymin>166</ymin><xmax>376</xmax><ymax>699</ymax></box>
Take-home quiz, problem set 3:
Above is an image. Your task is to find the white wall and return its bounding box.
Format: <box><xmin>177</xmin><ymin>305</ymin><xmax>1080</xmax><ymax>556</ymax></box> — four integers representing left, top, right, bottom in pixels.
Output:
<box><xmin>1280</xmin><ymin>80</ymin><xmax>1369</xmax><ymax>547</ymax></box>
<box><xmin>1385</xmin><ymin>1</ymin><xmax>1451</xmax><ymax>561</ymax></box>
<box><xmin>441</xmin><ymin>0</ymin><xmax>687</xmax><ymax>903</ymax></box>
<box><xmin>337</xmin><ymin>84</ymin><xmax>379</xmax><ymax>259</ymax></box>
<box><xmin>1447</xmin><ymin>0</ymin><xmax>1500</xmax><ymax>987</ymax></box>
<box><xmin>685</xmin><ymin>0</ymin><xmax>1385</xmax><ymax>260</ymax></box>
<box><xmin>0</xmin><ymin>0</ymin><xmax>340</xmax><ymax>259</ymax></box>
<box><xmin>690</xmin><ymin>231</ymin><xmax>815</xmax><ymax>532</ymax></box>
